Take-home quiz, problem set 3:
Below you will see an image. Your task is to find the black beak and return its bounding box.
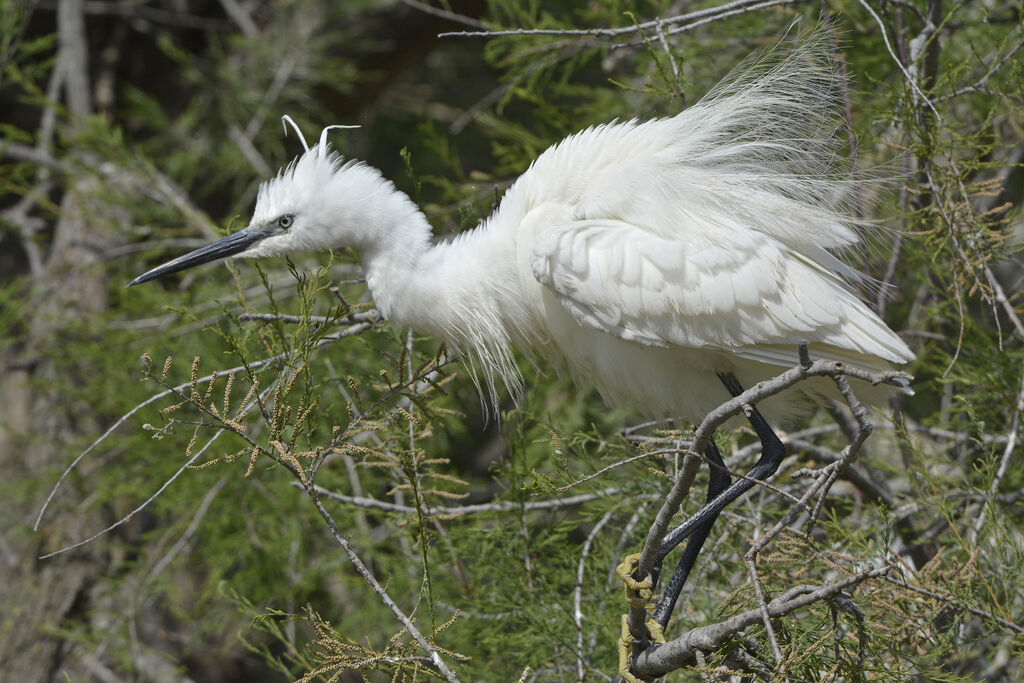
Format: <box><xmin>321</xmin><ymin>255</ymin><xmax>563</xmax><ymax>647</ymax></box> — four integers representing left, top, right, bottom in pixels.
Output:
<box><xmin>127</xmin><ymin>226</ymin><xmax>268</xmax><ymax>287</ymax></box>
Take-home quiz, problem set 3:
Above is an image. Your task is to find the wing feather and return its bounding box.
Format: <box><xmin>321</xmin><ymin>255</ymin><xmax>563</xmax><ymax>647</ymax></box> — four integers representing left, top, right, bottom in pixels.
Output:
<box><xmin>530</xmin><ymin>218</ymin><xmax>912</xmax><ymax>368</ymax></box>
<box><xmin>514</xmin><ymin>33</ymin><xmax>913</xmax><ymax>374</ymax></box>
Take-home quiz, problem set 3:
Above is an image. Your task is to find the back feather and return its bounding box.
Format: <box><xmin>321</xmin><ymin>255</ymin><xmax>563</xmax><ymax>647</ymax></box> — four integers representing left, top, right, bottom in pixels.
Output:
<box><xmin>525</xmin><ymin>29</ymin><xmax>912</xmax><ymax>372</ymax></box>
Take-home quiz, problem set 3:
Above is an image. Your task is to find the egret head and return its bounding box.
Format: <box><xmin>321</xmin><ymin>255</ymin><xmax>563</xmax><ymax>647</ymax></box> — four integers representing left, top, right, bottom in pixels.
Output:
<box><xmin>127</xmin><ymin>147</ymin><xmax>348</xmax><ymax>286</ymax></box>
<box><xmin>128</xmin><ymin>119</ymin><xmax>371</xmax><ymax>287</ymax></box>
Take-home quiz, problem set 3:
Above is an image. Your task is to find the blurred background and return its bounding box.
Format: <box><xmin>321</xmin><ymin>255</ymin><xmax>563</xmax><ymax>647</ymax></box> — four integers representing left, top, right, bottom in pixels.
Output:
<box><xmin>1</xmin><ymin>1</ymin><xmax>1022</xmax><ymax>681</ymax></box>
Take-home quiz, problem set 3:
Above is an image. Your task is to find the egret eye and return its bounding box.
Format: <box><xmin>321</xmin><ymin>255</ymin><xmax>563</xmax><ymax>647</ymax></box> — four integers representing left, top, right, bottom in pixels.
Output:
<box><xmin>277</xmin><ymin>214</ymin><xmax>294</xmax><ymax>229</ymax></box>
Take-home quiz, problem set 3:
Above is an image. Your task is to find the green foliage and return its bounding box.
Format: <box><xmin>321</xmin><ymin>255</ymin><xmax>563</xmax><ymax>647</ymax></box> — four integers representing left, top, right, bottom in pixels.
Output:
<box><xmin>2</xmin><ymin>1</ymin><xmax>1023</xmax><ymax>681</ymax></box>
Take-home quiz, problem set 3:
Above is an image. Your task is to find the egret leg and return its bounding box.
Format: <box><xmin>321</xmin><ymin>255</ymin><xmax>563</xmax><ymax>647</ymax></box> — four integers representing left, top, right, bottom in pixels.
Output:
<box><xmin>652</xmin><ymin>439</ymin><xmax>731</xmax><ymax>627</ymax></box>
<box><xmin>658</xmin><ymin>373</ymin><xmax>787</xmax><ymax>568</ymax></box>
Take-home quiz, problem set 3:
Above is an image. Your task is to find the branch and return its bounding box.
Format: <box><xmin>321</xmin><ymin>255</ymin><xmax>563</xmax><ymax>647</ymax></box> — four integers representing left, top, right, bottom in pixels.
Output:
<box><xmin>575</xmin><ymin>510</ymin><xmax>617</xmax><ymax>681</ymax></box>
<box><xmin>970</xmin><ymin>360</ymin><xmax>1024</xmax><ymax>543</ymax></box>
<box><xmin>58</xmin><ymin>0</ymin><xmax>92</xmax><ymax>116</ymax></box>
<box><xmin>855</xmin><ymin>0</ymin><xmax>940</xmax><ymax>119</ymax></box>
<box><xmin>306</xmin><ymin>488</ymin><xmax>462</xmax><ymax>682</ymax></box>
<box><xmin>736</xmin><ymin>371</ymin><xmax>876</xmax><ymax>663</ymax></box>
<box><xmin>625</xmin><ymin>357</ymin><xmax>908</xmax><ymax>643</ymax></box>
<box><xmin>0</xmin><ymin>141</ymin><xmax>64</xmax><ymax>170</ymax></box>
<box><xmin>439</xmin><ymin>0</ymin><xmax>800</xmax><ymax>40</ymax></box>
<box><xmin>402</xmin><ymin>0</ymin><xmax>487</xmax><ymax>29</ymax></box>
<box><xmin>35</xmin><ymin>348</ymin><xmax>297</xmax><ymax>531</ymax></box>
<box><xmin>882</xmin><ymin>574</ymin><xmax>1024</xmax><ymax>635</ymax></box>
<box><xmin>237</xmin><ymin>310</ymin><xmax>381</xmax><ymax>326</ymax></box>
<box><xmin>613</xmin><ymin>0</ymin><xmax>801</xmax><ymax>49</ymax></box>
<box><xmin>38</xmin><ymin>377</ymin><xmax>279</xmax><ymax>559</ymax></box>
<box><xmin>303</xmin><ymin>484</ymin><xmax>639</xmax><ymax>516</ymax></box>
<box><xmin>40</xmin><ymin>423</ymin><xmax>229</xmax><ymax>559</ymax></box>
<box><xmin>940</xmin><ymin>25</ymin><xmax>1024</xmax><ymax>100</ymax></box>
<box><xmin>631</xmin><ymin>565</ymin><xmax>891</xmax><ymax>677</ymax></box>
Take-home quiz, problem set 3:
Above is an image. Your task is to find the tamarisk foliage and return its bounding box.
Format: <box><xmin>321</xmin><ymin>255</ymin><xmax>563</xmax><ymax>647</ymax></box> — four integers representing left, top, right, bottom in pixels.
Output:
<box><xmin>1</xmin><ymin>1</ymin><xmax>1021</xmax><ymax>681</ymax></box>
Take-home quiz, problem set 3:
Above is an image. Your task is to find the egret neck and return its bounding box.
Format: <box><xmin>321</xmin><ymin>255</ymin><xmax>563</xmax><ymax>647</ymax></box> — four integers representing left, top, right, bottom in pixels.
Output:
<box><xmin>312</xmin><ymin>163</ymin><xmax>526</xmax><ymax>401</ymax></box>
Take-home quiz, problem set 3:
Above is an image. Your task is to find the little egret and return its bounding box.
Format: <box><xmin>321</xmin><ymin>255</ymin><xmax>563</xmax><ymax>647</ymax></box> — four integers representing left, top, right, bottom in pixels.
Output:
<box><xmin>129</xmin><ymin>34</ymin><xmax>913</xmax><ymax>622</ymax></box>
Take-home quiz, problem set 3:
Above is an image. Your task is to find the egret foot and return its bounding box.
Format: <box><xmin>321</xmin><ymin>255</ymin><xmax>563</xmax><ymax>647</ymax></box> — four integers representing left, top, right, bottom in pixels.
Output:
<box><xmin>616</xmin><ymin>552</ymin><xmax>654</xmax><ymax>607</ymax></box>
<box><xmin>617</xmin><ymin>614</ymin><xmax>665</xmax><ymax>683</ymax></box>
<box><xmin>616</xmin><ymin>553</ymin><xmax>665</xmax><ymax>681</ymax></box>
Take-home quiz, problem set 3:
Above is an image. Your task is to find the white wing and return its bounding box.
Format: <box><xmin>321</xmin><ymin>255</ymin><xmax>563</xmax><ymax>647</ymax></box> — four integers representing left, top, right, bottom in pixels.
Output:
<box><xmin>529</xmin><ymin>200</ymin><xmax>913</xmax><ymax>370</ymax></box>
<box><xmin>520</xmin><ymin>35</ymin><xmax>913</xmax><ymax>372</ymax></box>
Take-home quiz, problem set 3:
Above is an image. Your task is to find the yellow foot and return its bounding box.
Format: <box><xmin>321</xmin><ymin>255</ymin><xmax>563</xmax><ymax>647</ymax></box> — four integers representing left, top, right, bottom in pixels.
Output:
<box><xmin>618</xmin><ymin>614</ymin><xmax>643</xmax><ymax>683</ymax></box>
<box><xmin>615</xmin><ymin>552</ymin><xmax>653</xmax><ymax>606</ymax></box>
<box><xmin>616</xmin><ymin>554</ymin><xmax>666</xmax><ymax>682</ymax></box>
<box><xmin>617</xmin><ymin>614</ymin><xmax>667</xmax><ymax>682</ymax></box>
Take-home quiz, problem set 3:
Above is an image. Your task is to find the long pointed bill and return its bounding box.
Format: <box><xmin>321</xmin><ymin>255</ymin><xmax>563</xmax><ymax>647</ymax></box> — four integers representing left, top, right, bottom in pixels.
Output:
<box><xmin>127</xmin><ymin>226</ymin><xmax>268</xmax><ymax>287</ymax></box>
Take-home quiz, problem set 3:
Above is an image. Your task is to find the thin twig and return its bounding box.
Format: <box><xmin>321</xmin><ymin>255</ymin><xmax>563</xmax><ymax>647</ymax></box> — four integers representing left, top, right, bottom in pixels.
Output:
<box><xmin>440</xmin><ymin>0</ymin><xmax>798</xmax><ymax>40</ymax></box>
<box><xmin>575</xmin><ymin>509</ymin><xmax>617</xmax><ymax>682</ymax></box>
<box><xmin>306</xmin><ymin>490</ymin><xmax>462</xmax><ymax>682</ymax></box>
<box><xmin>403</xmin><ymin>0</ymin><xmax>487</xmax><ymax>29</ymax></box>
<box><xmin>615</xmin><ymin>0</ymin><xmax>800</xmax><ymax>48</ymax></box>
<box><xmin>237</xmin><ymin>310</ymin><xmax>381</xmax><ymax>326</ymax></box>
<box><xmin>39</xmin><ymin>381</ymin><xmax>277</xmax><ymax>558</ymax></box>
<box><xmin>940</xmin><ymin>25</ymin><xmax>1024</xmax><ymax>100</ymax></box>
<box><xmin>855</xmin><ymin>0</ymin><xmax>940</xmax><ymax>119</ymax></box>
<box><xmin>145</xmin><ymin>475</ymin><xmax>229</xmax><ymax>580</ymax></box>
<box><xmin>552</xmin><ymin>449</ymin><xmax>678</xmax><ymax>492</ymax></box>
<box><xmin>970</xmin><ymin>362</ymin><xmax>1024</xmax><ymax>542</ymax></box>
<box><xmin>40</xmin><ymin>426</ymin><xmax>228</xmax><ymax>559</ymax></box>
<box><xmin>34</xmin><ymin>345</ymin><xmax>314</xmax><ymax>530</ymax></box>
<box><xmin>747</xmin><ymin>553</ymin><xmax>783</xmax><ymax>662</ymax></box>
<box><xmin>984</xmin><ymin>266</ymin><xmax>1024</xmax><ymax>339</ymax></box>
<box><xmin>304</xmin><ymin>484</ymin><xmax>635</xmax><ymax>515</ymax></box>
<box><xmin>883</xmin><ymin>574</ymin><xmax>1024</xmax><ymax>634</ymax></box>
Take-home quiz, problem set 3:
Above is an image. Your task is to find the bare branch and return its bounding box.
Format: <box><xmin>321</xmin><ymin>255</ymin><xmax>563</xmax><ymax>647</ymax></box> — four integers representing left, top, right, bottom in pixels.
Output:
<box><xmin>402</xmin><ymin>0</ymin><xmax>487</xmax><ymax>29</ymax></box>
<box><xmin>237</xmin><ymin>310</ymin><xmax>381</xmax><ymax>326</ymax></box>
<box><xmin>940</xmin><ymin>26</ymin><xmax>1024</xmax><ymax>100</ymax></box>
<box><xmin>855</xmin><ymin>0</ymin><xmax>940</xmax><ymax>119</ymax></box>
<box><xmin>40</xmin><ymin>424</ymin><xmax>230</xmax><ymax>559</ymax></box>
<box><xmin>305</xmin><ymin>484</ymin><xmax>649</xmax><ymax>516</ymax></box>
<box><xmin>625</xmin><ymin>357</ymin><xmax>908</xmax><ymax>644</ymax></box>
<box><xmin>970</xmin><ymin>362</ymin><xmax>1024</xmax><ymax>543</ymax></box>
<box><xmin>38</xmin><ymin>379</ymin><xmax>277</xmax><ymax>559</ymax></box>
<box><xmin>217</xmin><ymin>0</ymin><xmax>258</xmax><ymax>38</ymax></box>
<box><xmin>58</xmin><ymin>0</ymin><xmax>92</xmax><ymax>116</ymax></box>
<box><xmin>614</xmin><ymin>0</ymin><xmax>801</xmax><ymax>49</ymax></box>
<box><xmin>145</xmin><ymin>475</ymin><xmax>229</xmax><ymax>580</ymax></box>
<box><xmin>632</xmin><ymin>565</ymin><xmax>891</xmax><ymax>677</ymax></box>
<box><xmin>439</xmin><ymin>0</ymin><xmax>801</xmax><ymax>41</ymax></box>
<box><xmin>576</xmin><ymin>509</ymin><xmax>617</xmax><ymax>681</ymax></box>
<box><xmin>35</xmin><ymin>349</ymin><xmax>293</xmax><ymax>531</ymax></box>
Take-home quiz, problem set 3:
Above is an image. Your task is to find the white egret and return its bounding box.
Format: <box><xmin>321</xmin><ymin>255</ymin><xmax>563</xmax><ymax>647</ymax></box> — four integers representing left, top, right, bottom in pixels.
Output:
<box><xmin>128</xmin><ymin>33</ymin><xmax>913</xmax><ymax>622</ymax></box>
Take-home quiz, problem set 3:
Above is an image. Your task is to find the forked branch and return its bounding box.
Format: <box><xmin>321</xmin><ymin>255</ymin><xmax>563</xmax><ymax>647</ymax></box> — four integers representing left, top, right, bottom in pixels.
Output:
<box><xmin>623</xmin><ymin>348</ymin><xmax>908</xmax><ymax>671</ymax></box>
<box><xmin>631</xmin><ymin>565</ymin><xmax>891</xmax><ymax>677</ymax></box>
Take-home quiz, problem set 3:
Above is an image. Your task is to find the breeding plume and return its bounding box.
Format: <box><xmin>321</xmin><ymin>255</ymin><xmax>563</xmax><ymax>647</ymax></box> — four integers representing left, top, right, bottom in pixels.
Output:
<box><xmin>129</xmin><ymin>33</ymin><xmax>913</xmax><ymax>622</ymax></box>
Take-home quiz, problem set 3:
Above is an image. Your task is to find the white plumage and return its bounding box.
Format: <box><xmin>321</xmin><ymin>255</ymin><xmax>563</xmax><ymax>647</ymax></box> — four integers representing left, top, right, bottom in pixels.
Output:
<box><xmin>129</xmin><ymin>33</ymin><xmax>913</xmax><ymax>422</ymax></box>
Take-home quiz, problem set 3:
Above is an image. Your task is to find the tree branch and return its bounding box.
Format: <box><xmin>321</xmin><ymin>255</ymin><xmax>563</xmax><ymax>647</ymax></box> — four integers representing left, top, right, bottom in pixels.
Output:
<box><xmin>631</xmin><ymin>565</ymin><xmax>891</xmax><ymax>677</ymax></box>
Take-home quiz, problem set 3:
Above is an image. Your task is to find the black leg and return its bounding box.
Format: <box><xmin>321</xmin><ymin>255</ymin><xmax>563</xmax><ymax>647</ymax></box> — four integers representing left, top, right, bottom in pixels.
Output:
<box><xmin>716</xmin><ymin>372</ymin><xmax>786</xmax><ymax>474</ymax></box>
<box><xmin>652</xmin><ymin>439</ymin><xmax>731</xmax><ymax>627</ymax></box>
<box><xmin>657</xmin><ymin>372</ymin><xmax>787</xmax><ymax>585</ymax></box>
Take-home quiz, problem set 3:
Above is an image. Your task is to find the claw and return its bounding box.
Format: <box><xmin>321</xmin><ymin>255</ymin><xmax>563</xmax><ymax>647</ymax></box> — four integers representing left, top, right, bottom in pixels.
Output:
<box><xmin>616</xmin><ymin>554</ymin><xmax>666</xmax><ymax>682</ymax></box>
<box><xmin>618</xmin><ymin>615</ymin><xmax>643</xmax><ymax>683</ymax></box>
<box><xmin>618</xmin><ymin>615</ymin><xmax>665</xmax><ymax>682</ymax></box>
<box><xmin>616</xmin><ymin>553</ymin><xmax>653</xmax><ymax>606</ymax></box>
